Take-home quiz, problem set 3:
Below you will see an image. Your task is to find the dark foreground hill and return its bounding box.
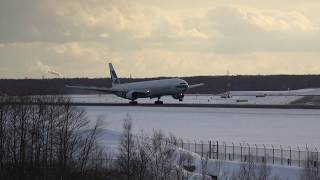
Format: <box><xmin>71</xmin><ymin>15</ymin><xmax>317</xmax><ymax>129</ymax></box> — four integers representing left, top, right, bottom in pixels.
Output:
<box><xmin>1</xmin><ymin>75</ymin><xmax>320</xmax><ymax>95</ymax></box>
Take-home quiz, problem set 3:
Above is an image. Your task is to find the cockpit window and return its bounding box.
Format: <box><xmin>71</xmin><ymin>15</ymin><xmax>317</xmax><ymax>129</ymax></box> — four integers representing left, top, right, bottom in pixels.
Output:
<box><xmin>180</xmin><ymin>82</ymin><xmax>187</xmax><ymax>85</ymax></box>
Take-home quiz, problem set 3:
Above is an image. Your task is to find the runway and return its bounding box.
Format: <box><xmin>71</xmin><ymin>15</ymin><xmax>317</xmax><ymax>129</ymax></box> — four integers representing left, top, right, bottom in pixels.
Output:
<box><xmin>5</xmin><ymin>94</ymin><xmax>313</xmax><ymax>109</ymax></box>
<box><xmin>5</xmin><ymin>101</ymin><xmax>319</xmax><ymax>109</ymax></box>
<box><xmin>71</xmin><ymin>102</ymin><xmax>320</xmax><ymax>109</ymax></box>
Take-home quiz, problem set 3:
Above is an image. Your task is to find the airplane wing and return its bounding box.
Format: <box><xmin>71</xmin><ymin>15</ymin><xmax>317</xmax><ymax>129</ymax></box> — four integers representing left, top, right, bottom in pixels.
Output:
<box><xmin>225</xmin><ymin>88</ymin><xmax>320</xmax><ymax>97</ymax></box>
<box><xmin>188</xmin><ymin>83</ymin><xmax>205</xmax><ymax>89</ymax></box>
<box><xmin>66</xmin><ymin>85</ymin><xmax>116</xmax><ymax>93</ymax></box>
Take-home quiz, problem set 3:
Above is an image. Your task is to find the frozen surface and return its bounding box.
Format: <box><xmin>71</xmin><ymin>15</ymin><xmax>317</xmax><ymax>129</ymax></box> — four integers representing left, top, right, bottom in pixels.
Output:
<box><xmin>69</xmin><ymin>94</ymin><xmax>300</xmax><ymax>105</ymax></box>
<box><xmin>90</xmin><ymin>106</ymin><xmax>316</xmax><ymax>179</ymax></box>
<box><xmin>86</xmin><ymin>106</ymin><xmax>320</xmax><ymax>148</ymax></box>
<box><xmin>229</xmin><ymin>88</ymin><xmax>320</xmax><ymax>96</ymax></box>
<box><xmin>177</xmin><ymin>148</ymin><xmax>303</xmax><ymax>180</ymax></box>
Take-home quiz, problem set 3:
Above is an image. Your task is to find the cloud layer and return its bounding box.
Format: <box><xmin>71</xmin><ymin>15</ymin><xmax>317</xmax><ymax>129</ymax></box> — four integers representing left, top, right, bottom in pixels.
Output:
<box><xmin>1</xmin><ymin>0</ymin><xmax>320</xmax><ymax>78</ymax></box>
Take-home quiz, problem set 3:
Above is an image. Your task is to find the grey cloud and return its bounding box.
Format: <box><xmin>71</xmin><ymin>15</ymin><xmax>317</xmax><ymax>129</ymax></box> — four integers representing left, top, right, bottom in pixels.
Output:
<box><xmin>1</xmin><ymin>0</ymin><xmax>320</xmax><ymax>78</ymax></box>
<box><xmin>207</xmin><ymin>6</ymin><xmax>320</xmax><ymax>54</ymax></box>
<box><xmin>0</xmin><ymin>0</ymin><xmax>117</xmax><ymax>43</ymax></box>
<box><xmin>0</xmin><ymin>0</ymin><xmax>212</xmax><ymax>52</ymax></box>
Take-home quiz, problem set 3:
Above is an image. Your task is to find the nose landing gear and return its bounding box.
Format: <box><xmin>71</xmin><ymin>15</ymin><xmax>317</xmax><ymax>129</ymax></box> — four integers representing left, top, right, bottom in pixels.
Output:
<box><xmin>129</xmin><ymin>101</ymin><xmax>138</xmax><ymax>105</ymax></box>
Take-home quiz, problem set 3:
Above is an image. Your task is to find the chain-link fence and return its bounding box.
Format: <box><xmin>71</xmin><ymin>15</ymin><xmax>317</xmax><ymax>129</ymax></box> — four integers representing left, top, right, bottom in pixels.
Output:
<box><xmin>175</xmin><ymin>140</ymin><xmax>319</xmax><ymax>168</ymax></box>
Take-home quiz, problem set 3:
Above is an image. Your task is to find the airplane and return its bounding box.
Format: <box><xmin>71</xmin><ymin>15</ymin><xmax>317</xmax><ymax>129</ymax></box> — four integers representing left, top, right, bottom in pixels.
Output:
<box><xmin>67</xmin><ymin>63</ymin><xmax>204</xmax><ymax>104</ymax></box>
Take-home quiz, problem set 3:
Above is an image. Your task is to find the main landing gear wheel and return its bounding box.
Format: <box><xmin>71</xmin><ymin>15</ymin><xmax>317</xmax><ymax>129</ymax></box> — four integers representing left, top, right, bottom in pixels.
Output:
<box><xmin>154</xmin><ymin>97</ymin><xmax>163</xmax><ymax>105</ymax></box>
<box><xmin>129</xmin><ymin>101</ymin><xmax>138</xmax><ymax>105</ymax></box>
<box><xmin>154</xmin><ymin>101</ymin><xmax>163</xmax><ymax>105</ymax></box>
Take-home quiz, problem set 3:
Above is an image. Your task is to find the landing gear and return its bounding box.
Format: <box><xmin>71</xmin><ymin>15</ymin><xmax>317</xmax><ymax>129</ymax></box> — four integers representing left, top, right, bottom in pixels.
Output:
<box><xmin>155</xmin><ymin>101</ymin><xmax>163</xmax><ymax>105</ymax></box>
<box><xmin>154</xmin><ymin>97</ymin><xmax>163</xmax><ymax>105</ymax></box>
<box><xmin>129</xmin><ymin>101</ymin><xmax>138</xmax><ymax>105</ymax></box>
<box><xmin>172</xmin><ymin>93</ymin><xmax>184</xmax><ymax>102</ymax></box>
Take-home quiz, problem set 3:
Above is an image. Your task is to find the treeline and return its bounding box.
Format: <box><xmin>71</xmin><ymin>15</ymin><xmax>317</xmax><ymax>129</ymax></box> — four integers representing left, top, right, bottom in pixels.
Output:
<box><xmin>1</xmin><ymin>75</ymin><xmax>320</xmax><ymax>95</ymax></box>
<box><xmin>0</xmin><ymin>96</ymin><xmax>105</xmax><ymax>180</ymax></box>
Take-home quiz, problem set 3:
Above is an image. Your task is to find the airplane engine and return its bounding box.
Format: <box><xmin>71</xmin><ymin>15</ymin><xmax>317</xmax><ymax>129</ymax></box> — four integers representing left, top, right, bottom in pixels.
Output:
<box><xmin>126</xmin><ymin>90</ymin><xmax>149</xmax><ymax>100</ymax></box>
<box><xmin>172</xmin><ymin>93</ymin><xmax>184</xmax><ymax>101</ymax></box>
<box><xmin>126</xmin><ymin>91</ymin><xmax>138</xmax><ymax>100</ymax></box>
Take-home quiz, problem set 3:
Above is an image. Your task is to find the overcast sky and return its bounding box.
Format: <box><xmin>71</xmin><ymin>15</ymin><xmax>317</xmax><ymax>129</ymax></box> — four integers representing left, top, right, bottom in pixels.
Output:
<box><xmin>1</xmin><ymin>0</ymin><xmax>320</xmax><ymax>78</ymax></box>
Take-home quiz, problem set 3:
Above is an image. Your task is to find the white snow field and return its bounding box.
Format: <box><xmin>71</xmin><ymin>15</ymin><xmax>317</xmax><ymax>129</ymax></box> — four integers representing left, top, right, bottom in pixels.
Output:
<box><xmin>86</xmin><ymin>106</ymin><xmax>320</xmax><ymax>148</ymax></box>
<box><xmin>69</xmin><ymin>94</ymin><xmax>300</xmax><ymax>105</ymax></box>
<box><xmin>95</xmin><ymin>129</ymin><xmax>306</xmax><ymax>180</ymax></box>
<box><xmin>86</xmin><ymin>105</ymin><xmax>320</xmax><ymax>180</ymax></box>
<box><xmin>175</xmin><ymin>148</ymin><xmax>303</xmax><ymax>180</ymax></box>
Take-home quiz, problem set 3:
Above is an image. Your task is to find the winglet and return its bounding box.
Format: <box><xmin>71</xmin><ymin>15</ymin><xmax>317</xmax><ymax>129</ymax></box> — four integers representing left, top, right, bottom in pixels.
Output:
<box><xmin>109</xmin><ymin>63</ymin><xmax>120</xmax><ymax>86</ymax></box>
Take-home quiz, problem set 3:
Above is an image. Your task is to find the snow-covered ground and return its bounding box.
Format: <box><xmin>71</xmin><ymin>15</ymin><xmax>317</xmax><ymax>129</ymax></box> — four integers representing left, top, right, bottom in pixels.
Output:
<box><xmin>87</xmin><ymin>106</ymin><xmax>320</xmax><ymax>148</ymax></box>
<box><xmin>96</xmin><ymin>129</ymin><xmax>306</xmax><ymax>180</ymax></box>
<box><xmin>177</xmin><ymin>148</ymin><xmax>303</xmax><ymax>180</ymax></box>
<box><xmin>208</xmin><ymin>160</ymin><xmax>302</xmax><ymax>180</ymax></box>
<box><xmin>69</xmin><ymin>94</ymin><xmax>300</xmax><ymax>105</ymax></box>
<box><xmin>229</xmin><ymin>88</ymin><xmax>320</xmax><ymax>97</ymax></box>
<box><xmin>77</xmin><ymin>94</ymin><xmax>319</xmax><ymax>179</ymax></box>
<box><xmin>88</xmin><ymin>106</ymin><xmax>318</xmax><ymax>180</ymax></box>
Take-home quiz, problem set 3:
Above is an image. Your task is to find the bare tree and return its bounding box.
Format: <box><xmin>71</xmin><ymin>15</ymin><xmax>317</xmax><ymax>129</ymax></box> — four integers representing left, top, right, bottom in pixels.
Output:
<box><xmin>135</xmin><ymin>136</ymin><xmax>149</xmax><ymax>180</ymax></box>
<box><xmin>148</xmin><ymin>130</ymin><xmax>176</xmax><ymax>180</ymax></box>
<box><xmin>256</xmin><ymin>160</ymin><xmax>271</xmax><ymax>180</ymax></box>
<box><xmin>78</xmin><ymin>119</ymin><xmax>104</xmax><ymax>174</ymax></box>
<box><xmin>238</xmin><ymin>154</ymin><xmax>257</xmax><ymax>180</ymax></box>
<box><xmin>200</xmin><ymin>153</ymin><xmax>209</xmax><ymax>180</ymax></box>
<box><xmin>0</xmin><ymin>95</ymin><xmax>105</xmax><ymax>180</ymax></box>
<box><xmin>301</xmin><ymin>152</ymin><xmax>320</xmax><ymax>180</ymax></box>
<box><xmin>117</xmin><ymin>114</ymin><xmax>137</xmax><ymax>180</ymax></box>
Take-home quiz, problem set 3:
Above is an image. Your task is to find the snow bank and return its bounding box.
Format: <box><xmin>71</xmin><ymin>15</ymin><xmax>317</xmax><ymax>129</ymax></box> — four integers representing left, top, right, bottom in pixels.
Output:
<box><xmin>97</xmin><ymin>128</ymin><xmax>304</xmax><ymax>180</ymax></box>
<box><xmin>174</xmin><ymin>147</ymin><xmax>303</xmax><ymax>180</ymax></box>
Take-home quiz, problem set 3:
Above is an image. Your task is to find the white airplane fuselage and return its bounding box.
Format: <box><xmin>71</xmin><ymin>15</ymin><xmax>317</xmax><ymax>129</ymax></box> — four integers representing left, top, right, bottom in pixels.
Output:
<box><xmin>111</xmin><ymin>78</ymin><xmax>189</xmax><ymax>100</ymax></box>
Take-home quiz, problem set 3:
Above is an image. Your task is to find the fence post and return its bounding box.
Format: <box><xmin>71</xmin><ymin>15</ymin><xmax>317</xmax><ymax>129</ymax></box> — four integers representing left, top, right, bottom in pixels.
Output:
<box><xmin>280</xmin><ymin>145</ymin><xmax>283</xmax><ymax>165</ymax></box>
<box><xmin>181</xmin><ymin>139</ymin><xmax>184</xmax><ymax>149</ymax></box>
<box><xmin>316</xmin><ymin>148</ymin><xmax>319</xmax><ymax>168</ymax></box>
<box><xmin>194</xmin><ymin>140</ymin><xmax>197</xmax><ymax>154</ymax></box>
<box><xmin>306</xmin><ymin>145</ymin><xmax>309</xmax><ymax>168</ymax></box>
<box><xmin>255</xmin><ymin>144</ymin><xmax>258</xmax><ymax>163</ymax></box>
<box><xmin>213</xmin><ymin>140</ymin><xmax>216</xmax><ymax>159</ymax></box>
<box><xmin>201</xmin><ymin>141</ymin><xmax>204</xmax><ymax>158</ymax></box>
<box><xmin>298</xmin><ymin>146</ymin><xmax>301</xmax><ymax>167</ymax></box>
<box><xmin>188</xmin><ymin>140</ymin><xmax>190</xmax><ymax>151</ymax></box>
<box><xmin>217</xmin><ymin>141</ymin><xmax>219</xmax><ymax>160</ymax></box>
<box><xmin>224</xmin><ymin>141</ymin><xmax>227</xmax><ymax>160</ymax></box>
<box><xmin>272</xmin><ymin>145</ymin><xmax>275</xmax><ymax>164</ymax></box>
<box><xmin>263</xmin><ymin>144</ymin><xmax>266</xmax><ymax>164</ymax></box>
<box><xmin>232</xmin><ymin>142</ymin><xmax>235</xmax><ymax>161</ymax></box>
<box><xmin>240</xmin><ymin>143</ymin><xmax>243</xmax><ymax>162</ymax></box>
<box><xmin>289</xmin><ymin>146</ymin><xmax>292</xmax><ymax>166</ymax></box>
<box><xmin>209</xmin><ymin>141</ymin><xmax>212</xmax><ymax>159</ymax></box>
<box><xmin>247</xmin><ymin>143</ymin><xmax>250</xmax><ymax>162</ymax></box>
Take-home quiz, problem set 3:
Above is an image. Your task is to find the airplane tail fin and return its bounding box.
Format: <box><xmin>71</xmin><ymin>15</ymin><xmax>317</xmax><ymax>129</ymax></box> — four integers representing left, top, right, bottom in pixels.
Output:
<box><xmin>109</xmin><ymin>63</ymin><xmax>120</xmax><ymax>86</ymax></box>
